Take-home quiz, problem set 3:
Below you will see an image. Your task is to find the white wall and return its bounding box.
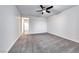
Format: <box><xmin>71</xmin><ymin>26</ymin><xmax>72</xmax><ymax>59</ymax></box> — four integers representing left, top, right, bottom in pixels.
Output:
<box><xmin>47</xmin><ymin>6</ymin><xmax>78</xmax><ymax>43</ymax></box>
<box><xmin>29</xmin><ymin>17</ymin><xmax>47</xmax><ymax>34</ymax></box>
<box><xmin>0</xmin><ymin>5</ymin><xmax>22</xmax><ymax>52</ymax></box>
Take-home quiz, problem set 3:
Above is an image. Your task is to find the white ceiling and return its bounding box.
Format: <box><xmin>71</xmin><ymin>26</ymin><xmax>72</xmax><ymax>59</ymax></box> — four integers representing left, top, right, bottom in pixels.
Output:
<box><xmin>17</xmin><ymin>5</ymin><xmax>76</xmax><ymax>17</ymax></box>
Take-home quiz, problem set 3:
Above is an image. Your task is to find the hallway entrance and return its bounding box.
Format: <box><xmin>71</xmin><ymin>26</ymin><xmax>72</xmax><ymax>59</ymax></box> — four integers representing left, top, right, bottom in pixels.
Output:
<box><xmin>22</xmin><ymin>17</ymin><xmax>29</xmax><ymax>34</ymax></box>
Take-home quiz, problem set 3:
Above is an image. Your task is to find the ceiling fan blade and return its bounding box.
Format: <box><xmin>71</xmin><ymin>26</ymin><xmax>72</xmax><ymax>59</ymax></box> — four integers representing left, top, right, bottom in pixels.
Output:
<box><xmin>36</xmin><ymin>10</ymin><xmax>43</xmax><ymax>12</ymax></box>
<box><xmin>46</xmin><ymin>11</ymin><xmax>50</xmax><ymax>13</ymax></box>
<box><xmin>40</xmin><ymin>5</ymin><xmax>44</xmax><ymax>9</ymax></box>
<box><xmin>46</xmin><ymin>6</ymin><xmax>53</xmax><ymax>10</ymax></box>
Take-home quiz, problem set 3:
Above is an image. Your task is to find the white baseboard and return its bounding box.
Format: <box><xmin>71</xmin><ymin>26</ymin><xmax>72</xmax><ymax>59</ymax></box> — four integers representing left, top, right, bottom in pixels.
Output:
<box><xmin>7</xmin><ymin>33</ymin><xmax>22</xmax><ymax>53</ymax></box>
<box><xmin>48</xmin><ymin>32</ymin><xmax>79</xmax><ymax>43</ymax></box>
<box><xmin>29</xmin><ymin>32</ymin><xmax>47</xmax><ymax>35</ymax></box>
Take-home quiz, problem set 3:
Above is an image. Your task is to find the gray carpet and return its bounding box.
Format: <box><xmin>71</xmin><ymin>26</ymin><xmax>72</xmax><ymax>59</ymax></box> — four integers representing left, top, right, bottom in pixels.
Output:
<box><xmin>9</xmin><ymin>33</ymin><xmax>79</xmax><ymax>53</ymax></box>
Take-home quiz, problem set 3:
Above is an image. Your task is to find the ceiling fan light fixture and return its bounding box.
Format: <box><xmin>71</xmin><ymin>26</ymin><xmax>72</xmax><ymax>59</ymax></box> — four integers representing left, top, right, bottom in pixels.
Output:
<box><xmin>42</xmin><ymin>10</ymin><xmax>46</xmax><ymax>13</ymax></box>
<box><xmin>36</xmin><ymin>5</ymin><xmax>53</xmax><ymax>14</ymax></box>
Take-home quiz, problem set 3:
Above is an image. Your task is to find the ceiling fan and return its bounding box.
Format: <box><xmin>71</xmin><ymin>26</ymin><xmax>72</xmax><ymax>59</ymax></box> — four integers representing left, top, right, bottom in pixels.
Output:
<box><xmin>36</xmin><ymin>5</ymin><xmax>53</xmax><ymax>14</ymax></box>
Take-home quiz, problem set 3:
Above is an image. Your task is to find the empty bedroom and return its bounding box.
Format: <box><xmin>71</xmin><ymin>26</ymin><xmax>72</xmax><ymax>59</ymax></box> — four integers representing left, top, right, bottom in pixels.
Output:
<box><xmin>0</xmin><ymin>5</ymin><xmax>78</xmax><ymax>53</ymax></box>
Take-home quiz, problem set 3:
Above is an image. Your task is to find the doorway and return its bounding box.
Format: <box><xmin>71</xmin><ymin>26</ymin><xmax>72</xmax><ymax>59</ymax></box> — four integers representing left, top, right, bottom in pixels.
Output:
<box><xmin>22</xmin><ymin>17</ymin><xmax>29</xmax><ymax>34</ymax></box>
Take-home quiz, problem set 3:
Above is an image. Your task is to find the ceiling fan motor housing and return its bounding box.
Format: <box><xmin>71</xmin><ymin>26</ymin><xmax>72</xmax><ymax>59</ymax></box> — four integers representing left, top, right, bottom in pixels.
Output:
<box><xmin>37</xmin><ymin>5</ymin><xmax>53</xmax><ymax>14</ymax></box>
